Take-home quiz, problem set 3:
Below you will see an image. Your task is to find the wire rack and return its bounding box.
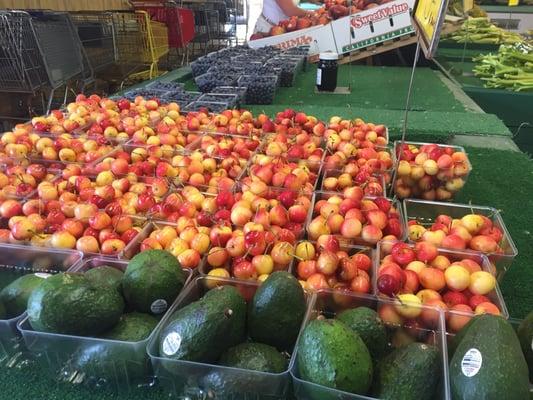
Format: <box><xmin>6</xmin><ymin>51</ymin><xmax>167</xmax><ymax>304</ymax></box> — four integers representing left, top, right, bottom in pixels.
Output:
<box><xmin>69</xmin><ymin>11</ymin><xmax>116</xmax><ymax>72</ymax></box>
<box><xmin>112</xmin><ymin>10</ymin><xmax>169</xmax><ymax>81</ymax></box>
<box><xmin>0</xmin><ymin>10</ymin><xmax>49</xmax><ymax>92</ymax></box>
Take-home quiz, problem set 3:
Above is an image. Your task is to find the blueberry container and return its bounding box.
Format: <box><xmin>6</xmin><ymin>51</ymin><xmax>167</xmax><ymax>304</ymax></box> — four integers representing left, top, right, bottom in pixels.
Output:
<box><xmin>403</xmin><ymin>199</ymin><xmax>517</xmax><ymax>280</ymax></box>
<box><xmin>291</xmin><ymin>289</ymin><xmax>450</xmax><ymax>400</ymax></box>
<box><xmin>146</xmin><ymin>81</ymin><xmax>185</xmax><ymax>92</ymax></box>
<box><xmin>212</xmin><ymin>86</ymin><xmax>248</xmax><ymax>105</ymax></box>
<box><xmin>190</xmin><ymin>57</ymin><xmax>213</xmax><ymax>77</ymax></box>
<box><xmin>163</xmin><ymin>91</ymin><xmax>201</xmax><ymax>106</ymax></box>
<box><xmin>148</xmin><ymin>276</ymin><xmax>311</xmax><ymax>399</ymax></box>
<box><xmin>122</xmin><ymin>88</ymin><xmax>170</xmax><ymax>101</ymax></box>
<box><xmin>18</xmin><ymin>257</ymin><xmax>193</xmax><ymax>393</ymax></box>
<box><xmin>0</xmin><ymin>245</ymin><xmax>82</xmax><ymax>362</ymax></box>
<box><xmin>375</xmin><ymin>240</ymin><xmax>509</xmax><ymax>320</ymax></box>
<box><xmin>195</xmin><ymin>73</ymin><xmax>236</xmax><ymax>93</ymax></box>
<box><xmin>198</xmin><ymin>93</ymin><xmax>239</xmax><ymax>109</ymax></box>
<box><xmin>183</xmin><ymin>101</ymin><xmax>229</xmax><ymax>114</ymax></box>
<box><xmin>238</xmin><ymin>75</ymin><xmax>278</xmax><ymax>105</ymax></box>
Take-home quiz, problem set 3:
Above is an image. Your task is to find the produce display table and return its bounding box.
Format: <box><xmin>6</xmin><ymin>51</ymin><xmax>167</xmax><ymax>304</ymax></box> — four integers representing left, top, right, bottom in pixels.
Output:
<box><xmin>2</xmin><ymin>63</ymin><xmax>531</xmax><ymax>400</ymax></box>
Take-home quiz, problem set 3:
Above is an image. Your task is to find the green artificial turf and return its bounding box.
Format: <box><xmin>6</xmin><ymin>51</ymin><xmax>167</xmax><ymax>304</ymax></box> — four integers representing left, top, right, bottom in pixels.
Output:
<box><xmin>456</xmin><ymin>147</ymin><xmax>533</xmax><ymax>319</ymax></box>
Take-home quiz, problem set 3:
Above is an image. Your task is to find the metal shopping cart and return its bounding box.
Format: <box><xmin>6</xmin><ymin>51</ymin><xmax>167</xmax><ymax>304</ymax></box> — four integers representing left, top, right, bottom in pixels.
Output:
<box><xmin>112</xmin><ymin>10</ymin><xmax>169</xmax><ymax>84</ymax></box>
<box><xmin>69</xmin><ymin>12</ymin><xmax>116</xmax><ymax>72</ymax></box>
<box><xmin>130</xmin><ymin>1</ymin><xmax>195</xmax><ymax>67</ymax></box>
<box><xmin>0</xmin><ymin>10</ymin><xmax>91</xmax><ymax>123</ymax></box>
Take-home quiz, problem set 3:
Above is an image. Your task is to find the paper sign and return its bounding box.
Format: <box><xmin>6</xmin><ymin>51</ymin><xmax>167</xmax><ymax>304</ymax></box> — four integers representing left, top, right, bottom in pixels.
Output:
<box><xmin>508</xmin><ymin>0</ymin><xmax>519</xmax><ymax>6</ymax></box>
<box><xmin>412</xmin><ymin>0</ymin><xmax>449</xmax><ymax>58</ymax></box>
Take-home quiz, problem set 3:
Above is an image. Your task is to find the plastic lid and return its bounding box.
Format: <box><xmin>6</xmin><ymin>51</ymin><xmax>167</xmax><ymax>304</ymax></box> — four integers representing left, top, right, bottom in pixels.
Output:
<box><xmin>320</xmin><ymin>52</ymin><xmax>339</xmax><ymax>60</ymax></box>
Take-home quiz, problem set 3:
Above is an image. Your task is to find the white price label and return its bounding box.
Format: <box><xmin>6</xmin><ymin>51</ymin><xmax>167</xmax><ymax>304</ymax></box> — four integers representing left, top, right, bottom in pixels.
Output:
<box><xmin>461</xmin><ymin>348</ymin><xmax>482</xmax><ymax>377</ymax></box>
<box><xmin>150</xmin><ymin>299</ymin><xmax>168</xmax><ymax>314</ymax></box>
<box><xmin>162</xmin><ymin>332</ymin><xmax>182</xmax><ymax>356</ymax></box>
<box><xmin>316</xmin><ymin>68</ymin><xmax>322</xmax><ymax>85</ymax></box>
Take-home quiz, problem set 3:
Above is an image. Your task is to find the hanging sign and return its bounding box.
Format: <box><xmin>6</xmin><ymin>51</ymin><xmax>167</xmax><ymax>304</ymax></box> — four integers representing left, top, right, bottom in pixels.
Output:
<box><xmin>412</xmin><ymin>0</ymin><xmax>449</xmax><ymax>58</ymax></box>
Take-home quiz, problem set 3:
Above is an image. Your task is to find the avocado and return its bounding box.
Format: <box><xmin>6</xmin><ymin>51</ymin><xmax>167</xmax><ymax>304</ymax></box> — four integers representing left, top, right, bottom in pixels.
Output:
<box><xmin>517</xmin><ymin>310</ymin><xmax>533</xmax><ymax>382</ymax></box>
<box><xmin>336</xmin><ymin>307</ymin><xmax>387</xmax><ymax>359</ymax></box>
<box><xmin>373</xmin><ymin>342</ymin><xmax>441</xmax><ymax>400</ymax></box>
<box><xmin>0</xmin><ymin>301</ymin><xmax>5</xmax><ymax>319</ymax></box>
<box><xmin>297</xmin><ymin>318</ymin><xmax>373</xmax><ymax>395</ymax></box>
<box><xmin>450</xmin><ymin>314</ymin><xmax>529</xmax><ymax>400</ymax></box>
<box><xmin>0</xmin><ymin>273</ymin><xmax>50</xmax><ymax>318</ymax></box>
<box><xmin>27</xmin><ymin>273</ymin><xmax>124</xmax><ymax>336</ymax></box>
<box><xmin>200</xmin><ymin>369</ymin><xmax>269</xmax><ymax>399</ymax></box>
<box><xmin>85</xmin><ymin>266</ymin><xmax>124</xmax><ymax>292</ymax></box>
<box><xmin>122</xmin><ymin>250</ymin><xmax>186</xmax><ymax>315</ymax></box>
<box><xmin>101</xmin><ymin>312</ymin><xmax>158</xmax><ymax>342</ymax></box>
<box><xmin>219</xmin><ymin>342</ymin><xmax>287</xmax><ymax>373</ymax></box>
<box><xmin>70</xmin><ymin>342</ymin><xmax>151</xmax><ymax>384</ymax></box>
<box><xmin>158</xmin><ymin>285</ymin><xmax>246</xmax><ymax>363</ymax></box>
<box><xmin>248</xmin><ymin>271</ymin><xmax>306</xmax><ymax>351</ymax></box>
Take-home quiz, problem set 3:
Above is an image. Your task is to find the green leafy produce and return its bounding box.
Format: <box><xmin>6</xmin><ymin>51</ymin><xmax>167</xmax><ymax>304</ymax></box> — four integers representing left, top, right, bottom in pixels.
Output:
<box><xmin>473</xmin><ymin>43</ymin><xmax>533</xmax><ymax>91</ymax></box>
<box><xmin>445</xmin><ymin>17</ymin><xmax>525</xmax><ymax>45</ymax></box>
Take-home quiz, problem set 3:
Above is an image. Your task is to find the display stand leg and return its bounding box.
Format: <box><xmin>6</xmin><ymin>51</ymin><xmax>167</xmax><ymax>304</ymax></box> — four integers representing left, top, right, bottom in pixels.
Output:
<box><xmin>390</xmin><ymin>41</ymin><xmax>421</xmax><ymax>189</ymax></box>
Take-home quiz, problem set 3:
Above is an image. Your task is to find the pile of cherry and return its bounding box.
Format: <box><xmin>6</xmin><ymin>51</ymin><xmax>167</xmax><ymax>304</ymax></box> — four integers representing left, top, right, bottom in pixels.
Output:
<box><xmin>0</xmin><ymin>94</ymin><xmax>514</xmax><ymax>331</ymax></box>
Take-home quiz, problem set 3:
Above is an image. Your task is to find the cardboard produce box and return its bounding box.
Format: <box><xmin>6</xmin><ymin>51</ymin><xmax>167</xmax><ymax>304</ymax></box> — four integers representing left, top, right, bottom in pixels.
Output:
<box><xmin>331</xmin><ymin>0</ymin><xmax>415</xmax><ymax>54</ymax></box>
<box><xmin>248</xmin><ymin>24</ymin><xmax>338</xmax><ymax>57</ymax></box>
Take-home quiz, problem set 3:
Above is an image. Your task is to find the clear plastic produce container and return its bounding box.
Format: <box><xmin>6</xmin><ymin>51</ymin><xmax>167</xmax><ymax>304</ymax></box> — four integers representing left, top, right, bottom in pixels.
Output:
<box><xmin>375</xmin><ymin>240</ymin><xmax>509</xmax><ymax>319</ymax></box>
<box><xmin>211</xmin><ymin>86</ymin><xmax>248</xmax><ymax>106</ymax></box>
<box><xmin>18</xmin><ymin>257</ymin><xmax>192</xmax><ymax>393</ymax></box>
<box><xmin>147</xmin><ymin>276</ymin><xmax>308</xmax><ymax>399</ymax></box>
<box><xmin>403</xmin><ymin>199</ymin><xmax>517</xmax><ymax>280</ymax></box>
<box><xmin>238</xmin><ymin>75</ymin><xmax>278</xmax><ymax>105</ymax></box>
<box><xmin>122</xmin><ymin>88</ymin><xmax>170</xmax><ymax>101</ymax></box>
<box><xmin>307</xmin><ymin>192</ymin><xmax>407</xmax><ymax>247</ymax></box>
<box><xmin>0</xmin><ymin>245</ymin><xmax>82</xmax><ymax>361</ymax></box>
<box><xmin>198</xmin><ymin>93</ymin><xmax>239</xmax><ymax>109</ymax></box>
<box><xmin>290</xmin><ymin>289</ymin><xmax>450</xmax><ymax>400</ymax></box>
<box><xmin>321</xmin><ymin>169</ymin><xmax>388</xmax><ymax>197</ymax></box>
<box><xmin>393</xmin><ymin>141</ymin><xmax>471</xmax><ymax>200</ymax></box>
<box><xmin>289</xmin><ymin>240</ymin><xmax>376</xmax><ymax>295</ymax></box>
<box><xmin>190</xmin><ymin>57</ymin><xmax>213</xmax><ymax>77</ymax></box>
<box><xmin>265</xmin><ymin>59</ymin><xmax>299</xmax><ymax>87</ymax></box>
<box><xmin>184</xmin><ymin>132</ymin><xmax>262</xmax><ymax>160</ymax></box>
<box><xmin>183</xmin><ymin>101</ymin><xmax>229</xmax><ymax>114</ymax></box>
<box><xmin>146</xmin><ymin>81</ymin><xmax>185</xmax><ymax>92</ymax></box>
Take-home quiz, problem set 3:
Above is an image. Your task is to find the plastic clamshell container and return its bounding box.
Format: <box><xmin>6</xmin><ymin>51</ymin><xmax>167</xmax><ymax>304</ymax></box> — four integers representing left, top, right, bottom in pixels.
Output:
<box><xmin>321</xmin><ymin>168</ymin><xmax>388</xmax><ymax>197</ymax></box>
<box><xmin>375</xmin><ymin>240</ymin><xmax>509</xmax><ymax>319</ymax></box>
<box><xmin>18</xmin><ymin>257</ymin><xmax>193</xmax><ymax>393</ymax></box>
<box><xmin>184</xmin><ymin>132</ymin><xmax>262</xmax><ymax>161</ymax></box>
<box><xmin>0</xmin><ymin>245</ymin><xmax>83</xmax><ymax>360</ymax></box>
<box><xmin>393</xmin><ymin>141</ymin><xmax>471</xmax><ymax>200</ymax></box>
<box><xmin>211</xmin><ymin>86</ymin><xmax>248</xmax><ymax>104</ymax></box>
<box><xmin>147</xmin><ymin>81</ymin><xmax>185</xmax><ymax>92</ymax></box>
<box><xmin>290</xmin><ymin>289</ymin><xmax>450</xmax><ymax>400</ymax></box>
<box><xmin>237</xmin><ymin>75</ymin><xmax>278</xmax><ymax>105</ymax></box>
<box><xmin>183</xmin><ymin>101</ymin><xmax>229</xmax><ymax>114</ymax></box>
<box><xmin>122</xmin><ymin>88</ymin><xmax>170</xmax><ymax>101</ymax></box>
<box><xmin>198</xmin><ymin>93</ymin><xmax>239</xmax><ymax>109</ymax></box>
<box><xmin>307</xmin><ymin>192</ymin><xmax>407</xmax><ymax>247</ymax></box>
<box><xmin>289</xmin><ymin>240</ymin><xmax>376</xmax><ymax>295</ymax></box>
<box><xmin>190</xmin><ymin>57</ymin><xmax>213</xmax><ymax>77</ymax></box>
<box><xmin>403</xmin><ymin>199</ymin><xmax>517</xmax><ymax>280</ymax></box>
<box><xmin>147</xmin><ymin>276</ymin><xmax>309</xmax><ymax>399</ymax></box>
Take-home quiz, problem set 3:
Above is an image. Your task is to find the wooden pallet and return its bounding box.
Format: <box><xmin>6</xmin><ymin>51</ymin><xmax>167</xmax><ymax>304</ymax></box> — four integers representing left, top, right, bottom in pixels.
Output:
<box><xmin>338</xmin><ymin>21</ymin><xmax>463</xmax><ymax>64</ymax></box>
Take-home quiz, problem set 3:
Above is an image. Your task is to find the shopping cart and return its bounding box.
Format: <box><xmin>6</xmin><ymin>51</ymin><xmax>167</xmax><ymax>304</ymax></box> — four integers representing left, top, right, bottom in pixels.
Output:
<box><xmin>130</xmin><ymin>1</ymin><xmax>195</xmax><ymax>66</ymax></box>
<box><xmin>0</xmin><ymin>10</ymin><xmax>91</xmax><ymax>120</ymax></box>
<box><xmin>69</xmin><ymin>12</ymin><xmax>116</xmax><ymax>72</ymax></box>
<box><xmin>112</xmin><ymin>10</ymin><xmax>169</xmax><ymax>83</ymax></box>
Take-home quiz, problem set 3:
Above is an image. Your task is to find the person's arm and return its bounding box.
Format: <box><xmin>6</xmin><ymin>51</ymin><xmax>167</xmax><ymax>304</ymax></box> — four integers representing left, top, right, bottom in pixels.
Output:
<box><xmin>276</xmin><ymin>0</ymin><xmax>310</xmax><ymax>17</ymax></box>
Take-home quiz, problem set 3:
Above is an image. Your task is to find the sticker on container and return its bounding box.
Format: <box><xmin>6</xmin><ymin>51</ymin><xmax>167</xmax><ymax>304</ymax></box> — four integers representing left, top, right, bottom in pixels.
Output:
<box><xmin>461</xmin><ymin>348</ymin><xmax>482</xmax><ymax>377</ymax></box>
<box><xmin>150</xmin><ymin>299</ymin><xmax>168</xmax><ymax>314</ymax></box>
<box><xmin>162</xmin><ymin>332</ymin><xmax>182</xmax><ymax>356</ymax></box>
<box><xmin>316</xmin><ymin>68</ymin><xmax>322</xmax><ymax>85</ymax></box>
<box><xmin>34</xmin><ymin>273</ymin><xmax>52</xmax><ymax>279</ymax></box>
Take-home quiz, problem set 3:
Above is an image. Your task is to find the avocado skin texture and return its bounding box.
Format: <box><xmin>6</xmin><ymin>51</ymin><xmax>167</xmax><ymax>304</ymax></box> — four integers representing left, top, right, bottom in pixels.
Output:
<box><xmin>373</xmin><ymin>342</ymin><xmax>441</xmax><ymax>400</ymax></box>
<box><xmin>297</xmin><ymin>318</ymin><xmax>373</xmax><ymax>395</ymax></box>
<box><xmin>248</xmin><ymin>271</ymin><xmax>306</xmax><ymax>351</ymax></box>
<box><xmin>27</xmin><ymin>273</ymin><xmax>124</xmax><ymax>336</ymax></box>
<box><xmin>517</xmin><ymin>310</ymin><xmax>533</xmax><ymax>382</ymax></box>
<box><xmin>0</xmin><ymin>273</ymin><xmax>48</xmax><ymax>318</ymax></box>
<box><xmin>219</xmin><ymin>342</ymin><xmax>287</xmax><ymax>373</ymax></box>
<box><xmin>158</xmin><ymin>285</ymin><xmax>246</xmax><ymax>363</ymax></box>
<box><xmin>336</xmin><ymin>307</ymin><xmax>387</xmax><ymax>359</ymax></box>
<box><xmin>101</xmin><ymin>312</ymin><xmax>158</xmax><ymax>342</ymax></box>
<box><xmin>85</xmin><ymin>266</ymin><xmax>124</xmax><ymax>292</ymax></box>
<box><xmin>449</xmin><ymin>314</ymin><xmax>529</xmax><ymax>400</ymax></box>
<box><xmin>122</xmin><ymin>250</ymin><xmax>186</xmax><ymax>314</ymax></box>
